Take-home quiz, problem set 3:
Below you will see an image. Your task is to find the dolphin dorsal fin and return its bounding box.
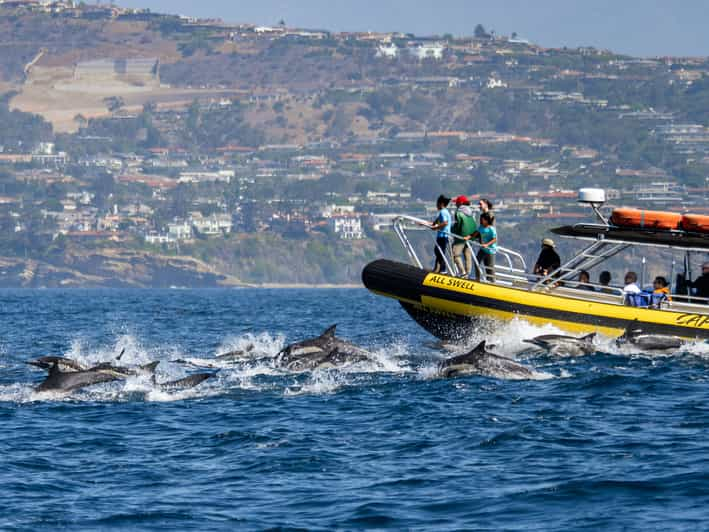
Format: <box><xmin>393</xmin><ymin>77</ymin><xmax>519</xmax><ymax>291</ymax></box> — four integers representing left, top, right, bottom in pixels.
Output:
<box><xmin>48</xmin><ymin>360</ymin><xmax>61</xmax><ymax>377</ymax></box>
<box><xmin>470</xmin><ymin>340</ymin><xmax>486</xmax><ymax>354</ymax></box>
<box><xmin>625</xmin><ymin>319</ymin><xmax>642</xmax><ymax>338</ymax></box>
<box><xmin>321</xmin><ymin>324</ymin><xmax>337</xmax><ymax>339</ymax></box>
<box><xmin>140</xmin><ymin>361</ymin><xmax>160</xmax><ymax>373</ymax></box>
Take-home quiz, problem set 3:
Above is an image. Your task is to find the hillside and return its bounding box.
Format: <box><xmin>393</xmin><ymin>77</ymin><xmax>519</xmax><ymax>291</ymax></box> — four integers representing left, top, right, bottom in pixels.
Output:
<box><xmin>0</xmin><ymin>2</ymin><xmax>707</xmax><ymax>286</ymax></box>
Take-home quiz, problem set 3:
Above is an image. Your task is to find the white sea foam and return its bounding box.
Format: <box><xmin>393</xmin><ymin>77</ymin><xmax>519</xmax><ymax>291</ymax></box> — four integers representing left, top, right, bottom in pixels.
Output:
<box><xmin>215</xmin><ymin>331</ymin><xmax>286</xmax><ymax>359</ymax></box>
<box><xmin>13</xmin><ymin>320</ymin><xmax>707</xmax><ymax>403</ymax></box>
<box><xmin>284</xmin><ymin>370</ymin><xmax>347</xmax><ymax>396</ymax></box>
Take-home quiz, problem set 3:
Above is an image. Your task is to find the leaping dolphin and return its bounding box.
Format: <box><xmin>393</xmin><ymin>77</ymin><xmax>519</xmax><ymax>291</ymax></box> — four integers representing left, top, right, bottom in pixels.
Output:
<box><xmin>153</xmin><ymin>372</ymin><xmax>215</xmax><ymax>391</ymax></box>
<box><xmin>437</xmin><ymin>341</ymin><xmax>537</xmax><ymax>380</ymax></box>
<box><xmin>27</xmin><ymin>356</ymin><xmax>86</xmax><ymax>372</ymax></box>
<box><xmin>35</xmin><ymin>361</ymin><xmax>123</xmax><ymax>393</ymax></box>
<box><xmin>215</xmin><ymin>343</ymin><xmax>256</xmax><ymax>361</ymax></box>
<box><xmin>276</xmin><ymin>324</ymin><xmax>372</xmax><ymax>371</ymax></box>
<box><xmin>523</xmin><ymin>333</ymin><xmax>596</xmax><ymax>356</ymax></box>
<box><xmin>28</xmin><ymin>356</ymin><xmax>160</xmax><ymax>379</ymax></box>
<box><xmin>615</xmin><ymin>321</ymin><xmax>684</xmax><ymax>351</ymax></box>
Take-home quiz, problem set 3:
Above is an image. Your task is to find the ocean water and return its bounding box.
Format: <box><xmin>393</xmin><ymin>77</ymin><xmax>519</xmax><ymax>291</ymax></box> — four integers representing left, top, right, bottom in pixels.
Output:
<box><xmin>2</xmin><ymin>288</ymin><xmax>709</xmax><ymax>530</ymax></box>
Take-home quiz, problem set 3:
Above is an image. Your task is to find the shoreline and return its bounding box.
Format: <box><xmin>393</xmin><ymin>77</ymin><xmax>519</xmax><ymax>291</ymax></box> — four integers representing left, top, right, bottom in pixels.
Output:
<box><xmin>0</xmin><ymin>283</ymin><xmax>365</xmax><ymax>289</ymax></box>
<box><xmin>251</xmin><ymin>283</ymin><xmax>363</xmax><ymax>289</ymax></box>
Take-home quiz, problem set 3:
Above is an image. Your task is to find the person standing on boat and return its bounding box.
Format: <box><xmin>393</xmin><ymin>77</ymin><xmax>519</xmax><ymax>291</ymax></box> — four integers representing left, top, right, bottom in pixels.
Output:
<box><xmin>451</xmin><ymin>195</ymin><xmax>477</xmax><ymax>277</ymax></box>
<box><xmin>686</xmin><ymin>262</ymin><xmax>709</xmax><ymax>301</ymax></box>
<box><xmin>428</xmin><ymin>195</ymin><xmax>452</xmax><ymax>274</ymax></box>
<box><xmin>471</xmin><ymin>211</ymin><xmax>497</xmax><ymax>282</ymax></box>
<box><xmin>533</xmin><ymin>238</ymin><xmax>561</xmax><ymax>277</ymax></box>
<box><xmin>478</xmin><ymin>198</ymin><xmax>493</xmax><ymax>225</ymax></box>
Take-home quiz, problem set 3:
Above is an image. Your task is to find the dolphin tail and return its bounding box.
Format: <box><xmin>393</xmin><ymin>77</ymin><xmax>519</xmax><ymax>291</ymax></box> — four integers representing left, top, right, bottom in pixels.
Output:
<box><xmin>580</xmin><ymin>333</ymin><xmax>597</xmax><ymax>342</ymax></box>
<box><xmin>116</xmin><ymin>348</ymin><xmax>126</xmax><ymax>361</ymax></box>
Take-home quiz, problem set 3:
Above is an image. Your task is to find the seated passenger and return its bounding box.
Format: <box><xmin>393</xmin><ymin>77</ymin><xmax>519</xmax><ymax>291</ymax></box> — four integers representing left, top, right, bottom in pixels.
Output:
<box><xmin>652</xmin><ymin>276</ymin><xmax>671</xmax><ymax>302</ymax></box>
<box><xmin>599</xmin><ymin>270</ymin><xmax>613</xmax><ymax>294</ymax></box>
<box><xmin>623</xmin><ymin>271</ymin><xmax>647</xmax><ymax>306</ymax></box>
<box><xmin>533</xmin><ymin>238</ymin><xmax>560</xmax><ymax>277</ymax></box>
<box><xmin>623</xmin><ymin>272</ymin><xmax>641</xmax><ymax>294</ymax></box>
<box><xmin>577</xmin><ymin>270</ymin><xmax>595</xmax><ymax>291</ymax></box>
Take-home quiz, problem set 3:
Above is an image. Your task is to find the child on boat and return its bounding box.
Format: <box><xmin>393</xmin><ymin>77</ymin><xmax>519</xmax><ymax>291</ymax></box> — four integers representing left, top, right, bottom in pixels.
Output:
<box><xmin>468</xmin><ymin>212</ymin><xmax>497</xmax><ymax>282</ymax></box>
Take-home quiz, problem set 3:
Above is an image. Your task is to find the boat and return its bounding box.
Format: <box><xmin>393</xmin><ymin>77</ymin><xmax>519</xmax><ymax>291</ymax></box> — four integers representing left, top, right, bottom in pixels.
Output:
<box><xmin>362</xmin><ymin>189</ymin><xmax>709</xmax><ymax>341</ymax></box>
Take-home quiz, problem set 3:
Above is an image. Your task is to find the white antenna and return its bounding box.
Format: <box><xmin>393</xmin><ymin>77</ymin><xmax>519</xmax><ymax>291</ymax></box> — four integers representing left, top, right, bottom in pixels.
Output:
<box><xmin>578</xmin><ymin>188</ymin><xmax>608</xmax><ymax>225</ymax></box>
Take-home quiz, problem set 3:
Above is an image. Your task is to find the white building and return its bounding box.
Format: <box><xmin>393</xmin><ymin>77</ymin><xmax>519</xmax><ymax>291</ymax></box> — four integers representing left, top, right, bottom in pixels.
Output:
<box><xmin>178</xmin><ymin>170</ymin><xmax>234</xmax><ymax>184</ymax></box>
<box><xmin>486</xmin><ymin>76</ymin><xmax>508</xmax><ymax>89</ymax></box>
<box><xmin>168</xmin><ymin>222</ymin><xmax>192</xmax><ymax>241</ymax></box>
<box><xmin>323</xmin><ymin>204</ymin><xmax>356</xmax><ymax>218</ymax></box>
<box><xmin>145</xmin><ymin>233</ymin><xmax>174</xmax><ymax>245</ymax></box>
<box><xmin>329</xmin><ymin>215</ymin><xmax>364</xmax><ymax>239</ymax></box>
<box><xmin>409</xmin><ymin>43</ymin><xmax>445</xmax><ymax>60</ymax></box>
<box><xmin>190</xmin><ymin>213</ymin><xmax>233</xmax><ymax>235</ymax></box>
<box><xmin>376</xmin><ymin>42</ymin><xmax>399</xmax><ymax>59</ymax></box>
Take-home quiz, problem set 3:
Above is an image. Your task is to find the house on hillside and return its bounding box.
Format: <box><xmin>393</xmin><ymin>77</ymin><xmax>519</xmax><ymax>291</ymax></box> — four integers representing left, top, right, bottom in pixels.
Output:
<box><xmin>408</xmin><ymin>42</ymin><xmax>445</xmax><ymax>60</ymax></box>
<box><xmin>376</xmin><ymin>42</ymin><xmax>399</xmax><ymax>59</ymax></box>
<box><xmin>329</xmin><ymin>215</ymin><xmax>364</xmax><ymax>239</ymax></box>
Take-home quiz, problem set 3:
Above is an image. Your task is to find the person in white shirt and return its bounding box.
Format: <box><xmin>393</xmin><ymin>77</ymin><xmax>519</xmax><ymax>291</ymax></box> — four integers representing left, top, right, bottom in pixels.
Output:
<box><xmin>623</xmin><ymin>271</ymin><xmax>642</xmax><ymax>294</ymax></box>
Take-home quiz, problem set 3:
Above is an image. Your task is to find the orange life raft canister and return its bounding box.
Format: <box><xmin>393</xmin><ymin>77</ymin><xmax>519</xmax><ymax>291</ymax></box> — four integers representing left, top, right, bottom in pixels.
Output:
<box><xmin>610</xmin><ymin>208</ymin><xmax>682</xmax><ymax>230</ymax></box>
<box><xmin>681</xmin><ymin>214</ymin><xmax>709</xmax><ymax>233</ymax></box>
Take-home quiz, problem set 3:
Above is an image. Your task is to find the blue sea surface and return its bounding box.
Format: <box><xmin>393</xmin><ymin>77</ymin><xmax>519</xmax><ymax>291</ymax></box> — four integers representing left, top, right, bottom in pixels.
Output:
<box><xmin>2</xmin><ymin>288</ymin><xmax>709</xmax><ymax>530</ymax></box>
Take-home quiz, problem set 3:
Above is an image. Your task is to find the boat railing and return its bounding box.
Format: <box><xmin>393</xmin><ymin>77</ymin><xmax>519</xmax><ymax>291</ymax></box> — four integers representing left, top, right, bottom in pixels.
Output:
<box><xmin>392</xmin><ymin>215</ymin><xmax>527</xmax><ymax>283</ymax></box>
<box><xmin>560</xmin><ymin>280</ymin><xmax>625</xmax><ymax>298</ymax></box>
<box><xmin>392</xmin><ymin>214</ymin><xmax>709</xmax><ymax>307</ymax></box>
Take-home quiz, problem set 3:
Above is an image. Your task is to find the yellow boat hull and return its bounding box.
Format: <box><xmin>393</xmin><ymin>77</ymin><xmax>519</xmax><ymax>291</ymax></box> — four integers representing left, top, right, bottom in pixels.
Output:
<box><xmin>362</xmin><ymin>259</ymin><xmax>709</xmax><ymax>341</ymax></box>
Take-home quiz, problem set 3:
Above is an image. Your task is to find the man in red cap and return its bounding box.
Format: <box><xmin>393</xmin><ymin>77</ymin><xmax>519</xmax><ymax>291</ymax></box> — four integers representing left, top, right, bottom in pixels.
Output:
<box><xmin>451</xmin><ymin>195</ymin><xmax>477</xmax><ymax>276</ymax></box>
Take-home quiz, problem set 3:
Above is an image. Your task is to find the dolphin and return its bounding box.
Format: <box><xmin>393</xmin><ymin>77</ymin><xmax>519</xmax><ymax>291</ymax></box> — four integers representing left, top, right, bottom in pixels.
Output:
<box><xmin>28</xmin><ymin>355</ymin><xmax>160</xmax><ymax>378</ymax></box>
<box><xmin>27</xmin><ymin>356</ymin><xmax>87</xmax><ymax>372</ymax></box>
<box><xmin>437</xmin><ymin>341</ymin><xmax>536</xmax><ymax>380</ymax></box>
<box><xmin>215</xmin><ymin>343</ymin><xmax>256</xmax><ymax>361</ymax></box>
<box><xmin>615</xmin><ymin>321</ymin><xmax>684</xmax><ymax>351</ymax></box>
<box><xmin>523</xmin><ymin>333</ymin><xmax>596</xmax><ymax>356</ymax></box>
<box><xmin>275</xmin><ymin>324</ymin><xmax>372</xmax><ymax>371</ymax></box>
<box><xmin>35</xmin><ymin>361</ymin><xmax>123</xmax><ymax>393</ymax></box>
<box><xmin>90</xmin><ymin>360</ymin><xmax>160</xmax><ymax>378</ymax></box>
<box><xmin>152</xmin><ymin>372</ymin><xmax>215</xmax><ymax>391</ymax></box>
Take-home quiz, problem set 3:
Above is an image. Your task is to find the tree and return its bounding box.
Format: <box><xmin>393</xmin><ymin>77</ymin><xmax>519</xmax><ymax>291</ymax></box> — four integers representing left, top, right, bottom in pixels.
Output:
<box><xmin>73</xmin><ymin>113</ymin><xmax>87</xmax><ymax>129</ymax></box>
<box><xmin>474</xmin><ymin>24</ymin><xmax>488</xmax><ymax>39</ymax></box>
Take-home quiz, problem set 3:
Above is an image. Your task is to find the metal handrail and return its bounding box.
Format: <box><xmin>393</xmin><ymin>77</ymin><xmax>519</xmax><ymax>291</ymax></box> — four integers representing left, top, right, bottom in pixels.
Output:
<box><xmin>390</xmin><ymin>214</ymin><xmax>709</xmax><ymax>308</ymax></box>
<box><xmin>392</xmin><ymin>214</ymin><xmax>527</xmax><ymax>283</ymax></box>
